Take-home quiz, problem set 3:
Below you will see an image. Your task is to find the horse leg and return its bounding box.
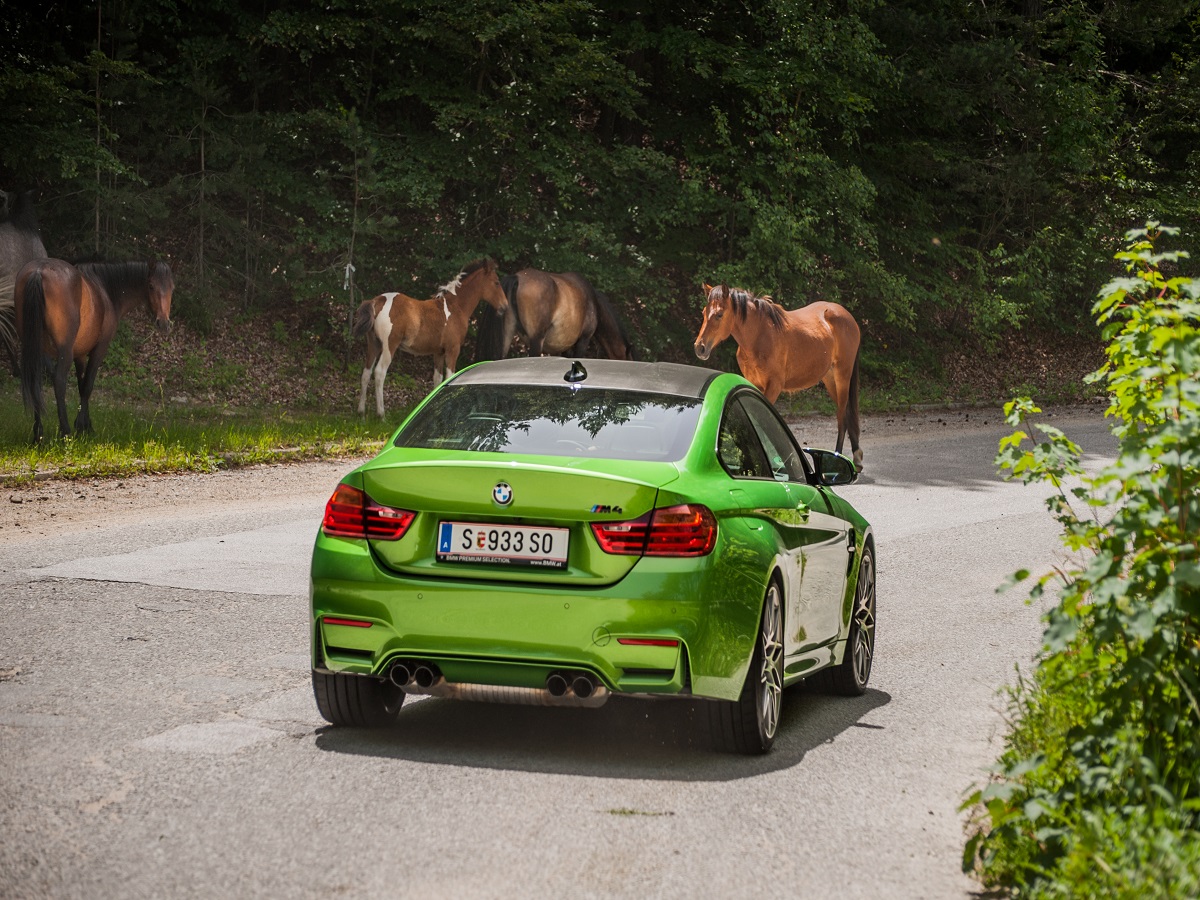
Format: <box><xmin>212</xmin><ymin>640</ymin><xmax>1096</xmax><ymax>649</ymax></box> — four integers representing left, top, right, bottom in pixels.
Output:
<box><xmin>846</xmin><ymin>353</ymin><xmax>863</xmax><ymax>469</ymax></box>
<box><xmin>373</xmin><ymin>347</ymin><xmax>393</xmax><ymax>418</ymax></box>
<box><xmin>358</xmin><ymin>366</ymin><xmax>372</xmax><ymax>416</ymax></box>
<box><xmin>439</xmin><ymin>346</ymin><xmax>460</xmax><ymax>383</ymax></box>
<box><xmin>74</xmin><ymin>348</ymin><xmax>107</xmax><ymax>434</ymax></box>
<box><xmin>51</xmin><ymin>350</ymin><xmax>73</xmax><ymax>439</ymax></box>
<box><xmin>501</xmin><ymin>297</ymin><xmax>522</xmax><ymax>359</ymax></box>
<box><xmin>73</xmin><ymin>358</ymin><xmax>90</xmax><ymax>433</ymax></box>
<box><xmin>358</xmin><ymin>334</ymin><xmax>380</xmax><ymax>416</ymax></box>
<box><xmin>822</xmin><ymin>371</ymin><xmax>860</xmax><ymax>466</ymax></box>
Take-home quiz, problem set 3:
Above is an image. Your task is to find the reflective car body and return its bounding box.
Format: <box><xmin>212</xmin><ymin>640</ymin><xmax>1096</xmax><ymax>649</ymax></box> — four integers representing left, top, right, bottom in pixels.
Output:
<box><xmin>310</xmin><ymin>357</ymin><xmax>876</xmax><ymax>753</ymax></box>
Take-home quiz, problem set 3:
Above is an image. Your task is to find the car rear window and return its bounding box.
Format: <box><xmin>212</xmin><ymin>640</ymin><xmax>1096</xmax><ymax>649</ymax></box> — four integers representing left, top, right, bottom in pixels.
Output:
<box><xmin>395</xmin><ymin>385</ymin><xmax>702</xmax><ymax>462</ymax></box>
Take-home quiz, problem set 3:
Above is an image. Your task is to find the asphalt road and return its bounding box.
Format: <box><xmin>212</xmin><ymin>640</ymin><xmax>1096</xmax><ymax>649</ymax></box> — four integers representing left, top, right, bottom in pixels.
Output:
<box><xmin>0</xmin><ymin>403</ymin><xmax>1117</xmax><ymax>899</ymax></box>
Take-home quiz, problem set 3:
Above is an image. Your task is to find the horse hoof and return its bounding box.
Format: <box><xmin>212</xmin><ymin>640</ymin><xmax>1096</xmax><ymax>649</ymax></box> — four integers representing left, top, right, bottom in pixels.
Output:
<box><xmin>853</xmin><ymin>449</ymin><xmax>864</xmax><ymax>470</ymax></box>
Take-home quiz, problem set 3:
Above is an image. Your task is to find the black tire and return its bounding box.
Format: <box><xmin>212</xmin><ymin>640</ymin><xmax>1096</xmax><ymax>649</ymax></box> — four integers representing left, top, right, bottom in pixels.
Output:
<box><xmin>708</xmin><ymin>579</ymin><xmax>784</xmax><ymax>754</ymax></box>
<box><xmin>827</xmin><ymin>543</ymin><xmax>876</xmax><ymax>696</ymax></box>
<box><xmin>312</xmin><ymin>670</ymin><xmax>405</xmax><ymax>727</ymax></box>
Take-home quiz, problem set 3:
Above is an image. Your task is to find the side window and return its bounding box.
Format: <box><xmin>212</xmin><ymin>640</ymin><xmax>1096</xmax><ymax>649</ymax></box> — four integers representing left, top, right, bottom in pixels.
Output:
<box><xmin>739</xmin><ymin>395</ymin><xmax>809</xmax><ymax>483</ymax></box>
<box><xmin>717</xmin><ymin>399</ymin><xmax>771</xmax><ymax>478</ymax></box>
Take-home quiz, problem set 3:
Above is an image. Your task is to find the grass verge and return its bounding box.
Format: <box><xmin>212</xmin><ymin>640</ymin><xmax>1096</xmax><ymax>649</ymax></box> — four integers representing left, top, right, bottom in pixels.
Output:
<box><xmin>0</xmin><ymin>321</ymin><xmax>1105</xmax><ymax>484</ymax></box>
<box><xmin>0</xmin><ymin>394</ymin><xmax>392</xmax><ymax>483</ymax></box>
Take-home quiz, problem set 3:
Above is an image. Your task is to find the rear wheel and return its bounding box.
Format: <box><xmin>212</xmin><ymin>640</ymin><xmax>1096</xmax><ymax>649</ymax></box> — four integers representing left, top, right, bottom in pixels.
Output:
<box><xmin>828</xmin><ymin>544</ymin><xmax>876</xmax><ymax>696</ymax></box>
<box><xmin>709</xmin><ymin>580</ymin><xmax>784</xmax><ymax>754</ymax></box>
<box><xmin>312</xmin><ymin>670</ymin><xmax>405</xmax><ymax>727</ymax></box>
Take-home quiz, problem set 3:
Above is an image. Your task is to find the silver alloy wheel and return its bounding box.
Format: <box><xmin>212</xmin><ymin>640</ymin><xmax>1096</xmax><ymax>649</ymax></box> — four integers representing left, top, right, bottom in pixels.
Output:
<box><xmin>852</xmin><ymin>551</ymin><xmax>876</xmax><ymax>687</ymax></box>
<box><xmin>758</xmin><ymin>582</ymin><xmax>784</xmax><ymax>739</ymax></box>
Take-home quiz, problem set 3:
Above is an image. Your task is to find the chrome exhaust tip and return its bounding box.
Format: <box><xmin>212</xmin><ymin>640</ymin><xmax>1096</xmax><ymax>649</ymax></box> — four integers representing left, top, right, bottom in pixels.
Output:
<box><xmin>546</xmin><ymin>672</ymin><xmax>570</xmax><ymax>697</ymax></box>
<box><xmin>388</xmin><ymin>661</ymin><xmax>413</xmax><ymax>688</ymax></box>
<box><xmin>413</xmin><ymin>664</ymin><xmax>439</xmax><ymax>689</ymax></box>
<box><xmin>571</xmin><ymin>675</ymin><xmax>595</xmax><ymax>699</ymax></box>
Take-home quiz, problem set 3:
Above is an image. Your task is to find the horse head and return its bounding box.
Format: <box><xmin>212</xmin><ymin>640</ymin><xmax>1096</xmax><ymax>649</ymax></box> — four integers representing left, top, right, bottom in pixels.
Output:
<box><xmin>693</xmin><ymin>283</ymin><xmax>734</xmax><ymax>361</ymax></box>
<box><xmin>148</xmin><ymin>260</ymin><xmax>174</xmax><ymax>336</ymax></box>
<box><xmin>463</xmin><ymin>258</ymin><xmax>509</xmax><ymax>315</ymax></box>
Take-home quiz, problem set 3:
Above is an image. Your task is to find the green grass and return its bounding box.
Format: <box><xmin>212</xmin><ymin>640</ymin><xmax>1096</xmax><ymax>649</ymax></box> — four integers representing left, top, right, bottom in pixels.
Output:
<box><xmin>0</xmin><ymin>393</ymin><xmax>398</xmax><ymax>483</ymax></box>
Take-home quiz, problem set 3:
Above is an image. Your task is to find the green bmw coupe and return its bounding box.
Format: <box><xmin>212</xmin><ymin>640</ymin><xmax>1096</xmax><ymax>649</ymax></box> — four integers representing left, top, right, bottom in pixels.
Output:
<box><xmin>310</xmin><ymin>357</ymin><xmax>875</xmax><ymax>754</ymax></box>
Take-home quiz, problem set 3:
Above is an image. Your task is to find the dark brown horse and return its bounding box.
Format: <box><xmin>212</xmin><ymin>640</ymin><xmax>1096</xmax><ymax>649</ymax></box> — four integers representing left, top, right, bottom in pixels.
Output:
<box><xmin>0</xmin><ymin>191</ymin><xmax>48</xmax><ymax>374</ymax></box>
<box><xmin>694</xmin><ymin>283</ymin><xmax>863</xmax><ymax>468</ymax></box>
<box><xmin>353</xmin><ymin>258</ymin><xmax>508</xmax><ymax>418</ymax></box>
<box><xmin>16</xmin><ymin>258</ymin><xmax>174</xmax><ymax>443</ymax></box>
<box><xmin>475</xmin><ymin>269</ymin><xmax>634</xmax><ymax>361</ymax></box>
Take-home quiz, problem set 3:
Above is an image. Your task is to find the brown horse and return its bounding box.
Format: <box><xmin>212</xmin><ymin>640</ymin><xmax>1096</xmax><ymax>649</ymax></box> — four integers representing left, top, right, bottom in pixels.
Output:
<box><xmin>475</xmin><ymin>269</ymin><xmax>634</xmax><ymax>361</ymax></box>
<box><xmin>693</xmin><ymin>283</ymin><xmax>863</xmax><ymax>468</ymax></box>
<box><xmin>16</xmin><ymin>258</ymin><xmax>174</xmax><ymax>443</ymax></box>
<box><xmin>354</xmin><ymin>257</ymin><xmax>508</xmax><ymax>418</ymax></box>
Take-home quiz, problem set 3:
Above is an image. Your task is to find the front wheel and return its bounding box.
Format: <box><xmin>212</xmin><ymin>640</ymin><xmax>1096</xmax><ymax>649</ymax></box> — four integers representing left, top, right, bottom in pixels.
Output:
<box><xmin>312</xmin><ymin>670</ymin><xmax>405</xmax><ymax>727</ymax></box>
<box><xmin>708</xmin><ymin>580</ymin><xmax>784</xmax><ymax>754</ymax></box>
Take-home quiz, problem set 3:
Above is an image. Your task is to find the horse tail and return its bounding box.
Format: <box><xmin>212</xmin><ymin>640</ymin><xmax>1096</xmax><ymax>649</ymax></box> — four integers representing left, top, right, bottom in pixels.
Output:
<box><xmin>501</xmin><ymin>273</ymin><xmax>520</xmax><ymax>329</ymax></box>
<box><xmin>19</xmin><ymin>269</ymin><xmax>45</xmax><ymax>418</ymax></box>
<box><xmin>475</xmin><ymin>274</ymin><xmax>518</xmax><ymax>361</ymax></box>
<box><xmin>351</xmin><ymin>298</ymin><xmax>376</xmax><ymax>340</ymax></box>
<box><xmin>593</xmin><ymin>290</ymin><xmax>636</xmax><ymax>360</ymax></box>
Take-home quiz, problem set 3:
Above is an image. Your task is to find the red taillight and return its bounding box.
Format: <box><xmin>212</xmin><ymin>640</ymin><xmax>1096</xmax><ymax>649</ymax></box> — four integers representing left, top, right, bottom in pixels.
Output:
<box><xmin>591</xmin><ymin>504</ymin><xmax>716</xmax><ymax>557</ymax></box>
<box><xmin>322</xmin><ymin>484</ymin><xmax>415</xmax><ymax>540</ymax></box>
<box><xmin>617</xmin><ymin>637</ymin><xmax>680</xmax><ymax>647</ymax></box>
<box><xmin>592</xmin><ymin>513</ymin><xmax>651</xmax><ymax>554</ymax></box>
<box><xmin>323</xmin><ymin>617</ymin><xmax>372</xmax><ymax>628</ymax></box>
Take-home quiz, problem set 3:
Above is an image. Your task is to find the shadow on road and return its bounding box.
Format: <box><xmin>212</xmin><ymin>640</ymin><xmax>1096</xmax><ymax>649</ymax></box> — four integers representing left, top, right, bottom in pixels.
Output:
<box><xmin>313</xmin><ymin>685</ymin><xmax>891</xmax><ymax>781</ymax></box>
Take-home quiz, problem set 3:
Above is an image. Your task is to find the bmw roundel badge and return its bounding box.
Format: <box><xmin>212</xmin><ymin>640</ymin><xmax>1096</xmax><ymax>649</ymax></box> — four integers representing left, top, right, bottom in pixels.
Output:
<box><xmin>492</xmin><ymin>482</ymin><xmax>513</xmax><ymax>506</ymax></box>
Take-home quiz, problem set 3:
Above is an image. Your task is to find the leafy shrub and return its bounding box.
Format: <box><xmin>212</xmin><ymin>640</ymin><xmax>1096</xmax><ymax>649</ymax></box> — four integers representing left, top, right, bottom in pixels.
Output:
<box><xmin>964</xmin><ymin>224</ymin><xmax>1200</xmax><ymax>896</ymax></box>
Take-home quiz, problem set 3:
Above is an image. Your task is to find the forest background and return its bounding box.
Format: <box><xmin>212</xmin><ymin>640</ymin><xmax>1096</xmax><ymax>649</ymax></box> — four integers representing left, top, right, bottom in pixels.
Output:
<box><xmin>1</xmin><ymin>0</ymin><xmax>1198</xmax><ymax>416</ymax></box>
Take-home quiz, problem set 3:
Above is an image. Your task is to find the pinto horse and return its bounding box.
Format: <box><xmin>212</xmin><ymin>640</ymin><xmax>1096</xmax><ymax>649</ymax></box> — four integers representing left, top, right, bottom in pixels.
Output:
<box><xmin>693</xmin><ymin>283</ymin><xmax>863</xmax><ymax>468</ymax></box>
<box><xmin>0</xmin><ymin>191</ymin><xmax>49</xmax><ymax>374</ymax></box>
<box><xmin>475</xmin><ymin>269</ymin><xmax>634</xmax><ymax>361</ymax></box>
<box><xmin>16</xmin><ymin>258</ymin><xmax>174</xmax><ymax>443</ymax></box>
<box><xmin>353</xmin><ymin>257</ymin><xmax>508</xmax><ymax>418</ymax></box>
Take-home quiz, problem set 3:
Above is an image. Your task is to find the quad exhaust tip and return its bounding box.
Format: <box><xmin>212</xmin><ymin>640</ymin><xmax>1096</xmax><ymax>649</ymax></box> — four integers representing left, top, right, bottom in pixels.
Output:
<box><xmin>388</xmin><ymin>660</ymin><xmax>442</xmax><ymax>690</ymax></box>
<box><xmin>388</xmin><ymin>662</ymin><xmax>413</xmax><ymax>688</ymax></box>
<box><xmin>386</xmin><ymin>660</ymin><xmax>606</xmax><ymax>707</ymax></box>
<box><xmin>544</xmin><ymin>670</ymin><xmax>598</xmax><ymax>699</ymax></box>
<box><xmin>571</xmin><ymin>675</ymin><xmax>595</xmax><ymax>699</ymax></box>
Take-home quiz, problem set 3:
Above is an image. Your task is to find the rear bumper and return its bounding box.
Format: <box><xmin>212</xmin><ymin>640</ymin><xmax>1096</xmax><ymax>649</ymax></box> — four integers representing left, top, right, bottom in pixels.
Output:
<box><xmin>310</xmin><ymin>529</ymin><xmax>768</xmax><ymax>701</ymax></box>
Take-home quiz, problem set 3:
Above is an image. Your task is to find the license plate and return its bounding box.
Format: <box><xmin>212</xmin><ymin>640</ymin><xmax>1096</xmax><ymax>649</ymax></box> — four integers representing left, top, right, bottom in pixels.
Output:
<box><xmin>437</xmin><ymin>521</ymin><xmax>570</xmax><ymax>569</ymax></box>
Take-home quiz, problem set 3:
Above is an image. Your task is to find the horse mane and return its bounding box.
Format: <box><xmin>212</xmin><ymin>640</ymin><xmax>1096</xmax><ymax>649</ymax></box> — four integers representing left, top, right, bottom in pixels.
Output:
<box><xmin>716</xmin><ymin>284</ymin><xmax>787</xmax><ymax>330</ymax></box>
<box><xmin>437</xmin><ymin>257</ymin><xmax>493</xmax><ymax>297</ymax></box>
<box><xmin>75</xmin><ymin>260</ymin><xmax>154</xmax><ymax>296</ymax></box>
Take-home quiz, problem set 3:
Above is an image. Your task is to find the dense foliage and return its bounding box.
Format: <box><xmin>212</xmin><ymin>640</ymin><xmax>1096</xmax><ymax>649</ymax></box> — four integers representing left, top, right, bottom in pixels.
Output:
<box><xmin>2</xmin><ymin>1</ymin><xmax>1199</xmax><ymax>367</ymax></box>
<box><xmin>966</xmin><ymin>224</ymin><xmax>1200</xmax><ymax>896</ymax></box>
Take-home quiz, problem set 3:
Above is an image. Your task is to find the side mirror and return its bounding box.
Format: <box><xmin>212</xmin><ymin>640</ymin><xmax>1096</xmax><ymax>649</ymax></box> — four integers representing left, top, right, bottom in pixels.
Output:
<box><xmin>805</xmin><ymin>448</ymin><xmax>858</xmax><ymax>486</ymax></box>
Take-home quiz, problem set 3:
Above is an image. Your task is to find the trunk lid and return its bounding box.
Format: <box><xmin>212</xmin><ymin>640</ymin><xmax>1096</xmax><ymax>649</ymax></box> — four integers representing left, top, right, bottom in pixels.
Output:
<box><xmin>361</xmin><ymin>452</ymin><xmax>678</xmax><ymax>585</ymax></box>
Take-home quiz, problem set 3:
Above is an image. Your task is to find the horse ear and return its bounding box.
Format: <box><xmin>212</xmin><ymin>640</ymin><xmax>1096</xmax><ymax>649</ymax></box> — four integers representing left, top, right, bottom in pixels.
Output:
<box><xmin>702</xmin><ymin>282</ymin><xmax>713</xmax><ymax>294</ymax></box>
